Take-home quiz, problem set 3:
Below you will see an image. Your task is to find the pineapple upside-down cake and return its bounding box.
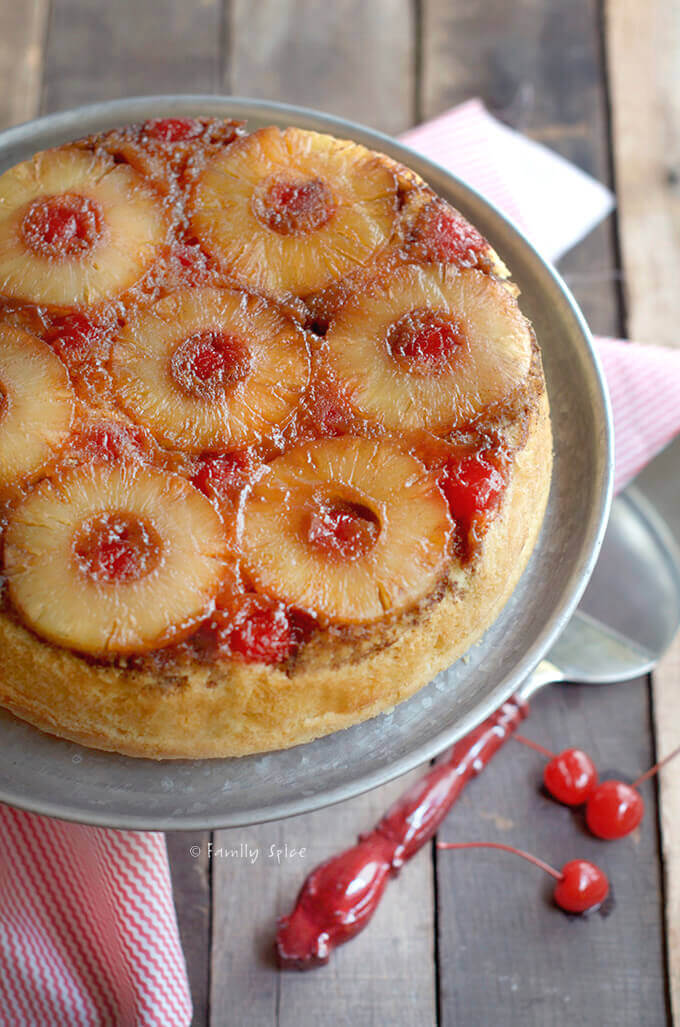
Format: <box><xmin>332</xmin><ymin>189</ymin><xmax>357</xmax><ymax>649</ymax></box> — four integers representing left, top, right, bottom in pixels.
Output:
<box><xmin>0</xmin><ymin>117</ymin><xmax>552</xmax><ymax>757</ymax></box>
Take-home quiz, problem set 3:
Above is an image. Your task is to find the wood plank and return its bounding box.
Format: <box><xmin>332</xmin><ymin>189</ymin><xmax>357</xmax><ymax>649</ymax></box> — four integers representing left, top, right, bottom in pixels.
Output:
<box><xmin>211</xmin><ymin>773</ymin><xmax>436</xmax><ymax>1027</ymax></box>
<box><xmin>422</xmin><ymin>1</ymin><xmax>667</xmax><ymax>1023</ymax></box>
<box><xmin>606</xmin><ymin>2</ymin><xmax>680</xmax><ymax>1018</ymax></box>
<box><xmin>166</xmin><ymin>832</ymin><xmax>212</xmax><ymax>1027</ymax></box>
<box><xmin>40</xmin><ymin>6</ymin><xmax>226</xmax><ymax>1024</ymax></box>
<box><xmin>436</xmin><ymin>679</ymin><xmax>664</xmax><ymax>1026</ymax></box>
<box><xmin>211</xmin><ymin>7</ymin><xmax>434</xmax><ymax>1024</ymax></box>
<box><xmin>654</xmin><ymin>640</ymin><xmax>680</xmax><ymax>1024</ymax></box>
<box><xmin>634</xmin><ymin>437</ymin><xmax>680</xmax><ymax>1027</ymax></box>
<box><xmin>421</xmin><ymin>0</ymin><xmax>619</xmax><ymax>337</ymax></box>
<box><xmin>605</xmin><ymin>0</ymin><xmax>680</xmax><ymax>350</ymax></box>
<box><xmin>226</xmin><ymin>0</ymin><xmax>416</xmax><ymax>135</ymax></box>
<box><xmin>0</xmin><ymin>0</ymin><xmax>49</xmax><ymax>130</ymax></box>
<box><xmin>42</xmin><ymin>0</ymin><xmax>222</xmax><ymax>112</ymax></box>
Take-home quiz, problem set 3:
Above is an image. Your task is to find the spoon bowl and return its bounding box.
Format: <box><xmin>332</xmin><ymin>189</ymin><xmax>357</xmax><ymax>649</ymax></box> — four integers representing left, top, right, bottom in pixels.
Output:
<box><xmin>524</xmin><ymin>487</ymin><xmax>680</xmax><ymax>696</ymax></box>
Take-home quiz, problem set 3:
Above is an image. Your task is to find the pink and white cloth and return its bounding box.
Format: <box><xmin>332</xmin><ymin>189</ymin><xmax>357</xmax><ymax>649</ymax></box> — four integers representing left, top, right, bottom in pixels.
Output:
<box><xmin>0</xmin><ymin>809</ymin><xmax>190</xmax><ymax>1026</ymax></box>
<box><xmin>2</xmin><ymin>100</ymin><xmax>680</xmax><ymax>1026</ymax></box>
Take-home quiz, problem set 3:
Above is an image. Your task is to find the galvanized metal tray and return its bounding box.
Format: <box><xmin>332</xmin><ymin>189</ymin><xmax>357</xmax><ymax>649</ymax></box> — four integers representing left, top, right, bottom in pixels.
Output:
<box><xmin>0</xmin><ymin>96</ymin><xmax>613</xmax><ymax>829</ymax></box>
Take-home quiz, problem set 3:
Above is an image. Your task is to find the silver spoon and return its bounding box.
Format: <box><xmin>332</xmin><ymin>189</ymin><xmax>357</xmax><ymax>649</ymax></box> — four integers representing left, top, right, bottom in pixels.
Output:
<box><xmin>522</xmin><ymin>486</ymin><xmax>680</xmax><ymax>700</ymax></box>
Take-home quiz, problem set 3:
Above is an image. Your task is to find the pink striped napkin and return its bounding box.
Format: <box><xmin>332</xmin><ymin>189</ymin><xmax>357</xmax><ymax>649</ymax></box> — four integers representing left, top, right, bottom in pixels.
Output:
<box><xmin>0</xmin><ymin>808</ymin><xmax>191</xmax><ymax>1026</ymax></box>
<box><xmin>1</xmin><ymin>100</ymin><xmax>679</xmax><ymax>1027</ymax></box>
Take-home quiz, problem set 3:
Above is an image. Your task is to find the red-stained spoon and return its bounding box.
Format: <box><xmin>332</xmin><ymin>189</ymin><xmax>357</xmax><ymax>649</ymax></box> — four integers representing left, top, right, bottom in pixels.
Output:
<box><xmin>276</xmin><ymin>698</ymin><xmax>527</xmax><ymax>969</ymax></box>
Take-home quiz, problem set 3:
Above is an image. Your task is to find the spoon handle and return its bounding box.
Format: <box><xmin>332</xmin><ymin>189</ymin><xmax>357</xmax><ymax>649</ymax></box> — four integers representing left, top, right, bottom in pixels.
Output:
<box><xmin>276</xmin><ymin>695</ymin><xmax>531</xmax><ymax>969</ymax></box>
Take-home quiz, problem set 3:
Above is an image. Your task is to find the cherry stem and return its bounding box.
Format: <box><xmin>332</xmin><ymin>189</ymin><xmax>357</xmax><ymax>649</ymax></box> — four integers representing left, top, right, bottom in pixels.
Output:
<box><xmin>436</xmin><ymin>841</ymin><xmax>562</xmax><ymax>881</ymax></box>
<box><xmin>632</xmin><ymin>740</ymin><xmax>680</xmax><ymax>788</ymax></box>
<box><xmin>512</xmin><ymin>733</ymin><xmax>556</xmax><ymax>760</ymax></box>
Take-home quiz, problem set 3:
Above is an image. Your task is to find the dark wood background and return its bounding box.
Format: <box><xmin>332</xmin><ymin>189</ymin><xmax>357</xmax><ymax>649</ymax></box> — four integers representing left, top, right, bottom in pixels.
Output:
<box><xmin>2</xmin><ymin>1</ymin><xmax>677</xmax><ymax>1024</ymax></box>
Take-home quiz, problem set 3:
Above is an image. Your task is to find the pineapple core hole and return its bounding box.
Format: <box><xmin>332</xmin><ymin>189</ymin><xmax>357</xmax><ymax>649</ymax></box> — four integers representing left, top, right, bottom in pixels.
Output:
<box><xmin>386</xmin><ymin>308</ymin><xmax>466</xmax><ymax>376</ymax></box>
<box><xmin>307</xmin><ymin>496</ymin><xmax>380</xmax><ymax>561</ymax></box>
<box><xmin>22</xmin><ymin>193</ymin><xmax>105</xmax><ymax>259</ymax></box>
<box><xmin>171</xmin><ymin>330</ymin><xmax>251</xmax><ymax>400</ymax></box>
<box><xmin>73</xmin><ymin>512</ymin><xmax>162</xmax><ymax>584</ymax></box>
<box><xmin>252</xmin><ymin>173</ymin><xmax>335</xmax><ymax>236</ymax></box>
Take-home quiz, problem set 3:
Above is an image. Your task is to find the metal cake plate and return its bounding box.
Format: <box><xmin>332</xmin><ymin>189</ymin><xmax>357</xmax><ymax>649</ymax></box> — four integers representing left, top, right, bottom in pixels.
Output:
<box><xmin>0</xmin><ymin>96</ymin><xmax>613</xmax><ymax>829</ymax></box>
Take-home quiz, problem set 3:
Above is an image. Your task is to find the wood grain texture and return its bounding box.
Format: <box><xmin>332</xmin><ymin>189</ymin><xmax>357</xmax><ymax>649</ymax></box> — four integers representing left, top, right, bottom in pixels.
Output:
<box><xmin>0</xmin><ymin>0</ymin><xmax>48</xmax><ymax>130</ymax></box>
<box><xmin>654</xmin><ymin>640</ymin><xmax>680</xmax><ymax>1023</ymax></box>
<box><xmin>42</xmin><ymin>0</ymin><xmax>222</xmax><ymax>112</ymax></box>
<box><xmin>225</xmin><ymin>0</ymin><xmax>415</xmax><ymax>135</ymax></box>
<box><xmin>635</xmin><ymin>434</ymin><xmax>680</xmax><ymax>1027</ymax></box>
<box><xmin>605</xmin><ymin>0</ymin><xmax>680</xmax><ymax>349</ymax></box>
<box><xmin>166</xmin><ymin>832</ymin><xmax>212</xmax><ymax>1027</ymax></box>
<box><xmin>421</xmin><ymin>0</ymin><xmax>619</xmax><ymax>336</ymax></box>
<box><xmin>422</xmin><ymin>0</ymin><xmax>667</xmax><ymax>1023</ymax></box>
<box><xmin>606</xmin><ymin>2</ymin><xmax>680</xmax><ymax>1018</ymax></box>
<box><xmin>211</xmin><ymin>773</ymin><xmax>436</xmax><ymax>1027</ymax></box>
<box><xmin>435</xmin><ymin>680</ymin><xmax>665</xmax><ymax>1026</ymax></box>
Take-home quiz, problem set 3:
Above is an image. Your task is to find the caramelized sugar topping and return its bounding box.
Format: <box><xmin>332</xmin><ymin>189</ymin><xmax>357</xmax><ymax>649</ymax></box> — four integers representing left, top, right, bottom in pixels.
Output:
<box><xmin>386</xmin><ymin>308</ymin><xmax>466</xmax><ymax>375</ymax></box>
<box><xmin>0</xmin><ymin>122</ymin><xmax>527</xmax><ymax>665</ymax></box>
<box><xmin>76</xmin><ymin>422</ymin><xmax>144</xmax><ymax>464</ymax></box>
<box><xmin>50</xmin><ymin>313</ymin><xmax>107</xmax><ymax>361</ymax></box>
<box><xmin>409</xmin><ymin>199</ymin><xmax>487</xmax><ymax>266</ymax></box>
<box><xmin>142</xmin><ymin>117</ymin><xmax>203</xmax><ymax>143</ymax></box>
<box><xmin>22</xmin><ymin>193</ymin><xmax>105</xmax><ymax>259</ymax></box>
<box><xmin>252</xmin><ymin>173</ymin><xmax>335</xmax><ymax>235</ymax></box>
<box><xmin>307</xmin><ymin>495</ymin><xmax>380</xmax><ymax>561</ymax></box>
<box><xmin>192</xmin><ymin>451</ymin><xmax>258</xmax><ymax>503</ymax></box>
<box><xmin>73</xmin><ymin>512</ymin><xmax>162</xmax><ymax>584</ymax></box>
<box><xmin>171</xmin><ymin>329</ymin><xmax>251</xmax><ymax>399</ymax></box>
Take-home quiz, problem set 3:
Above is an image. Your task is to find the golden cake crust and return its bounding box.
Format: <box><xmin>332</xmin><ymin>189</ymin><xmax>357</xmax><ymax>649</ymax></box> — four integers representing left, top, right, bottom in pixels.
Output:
<box><xmin>0</xmin><ymin>392</ymin><xmax>551</xmax><ymax>758</ymax></box>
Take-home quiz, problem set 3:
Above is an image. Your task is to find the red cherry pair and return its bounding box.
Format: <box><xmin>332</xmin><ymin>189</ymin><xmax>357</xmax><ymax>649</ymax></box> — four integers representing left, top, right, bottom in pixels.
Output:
<box><xmin>515</xmin><ymin>734</ymin><xmax>680</xmax><ymax>840</ymax></box>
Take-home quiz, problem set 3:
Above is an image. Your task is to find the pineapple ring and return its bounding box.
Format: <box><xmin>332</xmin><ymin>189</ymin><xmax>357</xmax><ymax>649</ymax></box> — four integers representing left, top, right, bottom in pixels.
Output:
<box><xmin>4</xmin><ymin>464</ymin><xmax>228</xmax><ymax>656</ymax></box>
<box><xmin>189</xmin><ymin>126</ymin><xmax>398</xmax><ymax>297</ymax></box>
<box><xmin>0</xmin><ymin>147</ymin><xmax>167</xmax><ymax>307</ymax></box>
<box><xmin>110</xmin><ymin>287</ymin><xmax>310</xmax><ymax>452</ymax></box>
<box><xmin>0</xmin><ymin>324</ymin><xmax>74</xmax><ymax>488</ymax></box>
<box><xmin>323</xmin><ymin>265</ymin><xmax>533</xmax><ymax>431</ymax></box>
<box><xmin>240</xmin><ymin>437</ymin><xmax>452</xmax><ymax>624</ymax></box>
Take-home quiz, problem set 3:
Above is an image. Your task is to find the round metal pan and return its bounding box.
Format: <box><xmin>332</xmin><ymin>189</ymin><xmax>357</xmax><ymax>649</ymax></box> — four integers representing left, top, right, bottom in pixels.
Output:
<box><xmin>0</xmin><ymin>96</ymin><xmax>613</xmax><ymax>829</ymax></box>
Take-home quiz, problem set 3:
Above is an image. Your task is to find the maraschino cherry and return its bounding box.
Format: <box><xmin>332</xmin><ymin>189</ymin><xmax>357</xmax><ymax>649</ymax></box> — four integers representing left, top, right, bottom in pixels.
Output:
<box><xmin>513</xmin><ymin>734</ymin><xmax>598</xmax><ymax>806</ymax></box>
<box><xmin>517</xmin><ymin>732</ymin><xmax>680</xmax><ymax>840</ymax></box>
<box><xmin>553</xmin><ymin>859</ymin><xmax>610</xmax><ymax>914</ymax></box>
<box><xmin>585</xmin><ymin>740</ymin><xmax>680</xmax><ymax>840</ymax></box>
<box><xmin>585</xmin><ymin>781</ymin><xmax>644</xmax><ymax>840</ymax></box>
<box><xmin>436</xmin><ymin>841</ymin><xmax>609</xmax><ymax>914</ymax></box>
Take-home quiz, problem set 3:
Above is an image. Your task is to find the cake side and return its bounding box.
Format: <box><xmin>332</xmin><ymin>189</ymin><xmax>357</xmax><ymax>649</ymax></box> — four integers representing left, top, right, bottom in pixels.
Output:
<box><xmin>0</xmin><ymin>393</ymin><xmax>550</xmax><ymax>758</ymax></box>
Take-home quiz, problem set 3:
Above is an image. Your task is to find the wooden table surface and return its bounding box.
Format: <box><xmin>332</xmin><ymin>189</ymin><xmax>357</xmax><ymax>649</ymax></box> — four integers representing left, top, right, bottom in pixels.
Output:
<box><xmin>3</xmin><ymin>1</ymin><xmax>679</xmax><ymax>1024</ymax></box>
